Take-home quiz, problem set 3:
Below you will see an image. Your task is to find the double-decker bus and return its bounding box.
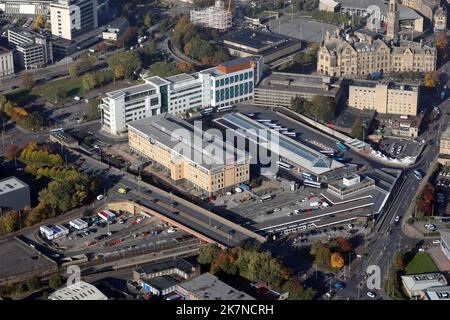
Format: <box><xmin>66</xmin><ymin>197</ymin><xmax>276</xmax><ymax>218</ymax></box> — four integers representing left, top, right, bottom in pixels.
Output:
<box><xmin>217</xmin><ymin>105</ymin><xmax>234</xmax><ymax>113</ymax></box>
<box><xmin>276</xmin><ymin>161</ymin><xmax>293</xmax><ymax>170</ymax></box>
<box><xmin>303</xmin><ymin>180</ymin><xmax>322</xmax><ymax>189</ymax></box>
<box><xmin>319</xmin><ymin>149</ymin><xmax>335</xmax><ymax>156</ymax></box>
<box><xmin>336</xmin><ymin>142</ymin><xmax>349</xmax><ymax>151</ymax></box>
<box><xmin>301</xmin><ymin>172</ymin><xmax>314</xmax><ymax>180</ymax></box>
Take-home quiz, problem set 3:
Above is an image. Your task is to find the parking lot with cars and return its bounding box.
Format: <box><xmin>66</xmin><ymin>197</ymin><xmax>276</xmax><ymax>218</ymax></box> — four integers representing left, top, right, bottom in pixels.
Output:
<box><xmin>435</xmin><ymin>167</ymin><xmax>450</xmax><ymax>216</ymax></box>
<box><xmin>378</xmin><ymin>138</ymin><xmax>422</xmax><ymax>159</ymax></box>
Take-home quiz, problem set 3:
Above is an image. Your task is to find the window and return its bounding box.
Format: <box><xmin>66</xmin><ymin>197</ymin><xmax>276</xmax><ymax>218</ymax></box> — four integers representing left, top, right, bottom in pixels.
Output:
<box><xmin>225</xmin><ymin>78</ymin><xmax>229</xmax><ymax>85</ymax></box>
<box><xmin>220</xmin><ymin>79</ymin><xmax>224</xmax><ymax>86</ymax></box>
<box><xmin>240</xmin><ymin>74</ymin><xmax>243</xmax><ymax>81</ymax></box>
<box><xmin>215</xmin><ymin>80</ymin><xmax>219</xmax><ymax>87</ymax></box>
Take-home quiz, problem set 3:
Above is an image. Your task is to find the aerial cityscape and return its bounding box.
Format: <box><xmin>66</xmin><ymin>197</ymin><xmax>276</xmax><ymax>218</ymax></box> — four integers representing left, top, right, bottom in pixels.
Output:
<box><xmin>1</xmin><ymin>0</ymin><xmax>450</xmax><ymax>303</ymax></box>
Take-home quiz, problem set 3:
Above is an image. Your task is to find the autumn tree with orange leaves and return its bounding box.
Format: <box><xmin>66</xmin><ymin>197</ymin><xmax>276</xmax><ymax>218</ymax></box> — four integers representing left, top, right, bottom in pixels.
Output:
<box><xmin>330</xmin><ymin>252</ymin><xmax>345</xmax><ymax>269</ymax></box>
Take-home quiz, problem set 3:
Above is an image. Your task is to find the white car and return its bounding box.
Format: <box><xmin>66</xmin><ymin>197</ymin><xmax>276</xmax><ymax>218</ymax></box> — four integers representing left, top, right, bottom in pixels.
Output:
<box><xmin>167</xmin><ymin>228</ymin><xmax>177</xmax><ymax>234</ymax></box>
<box><xmin>394</xmin><ymin>216</ymin><xmax>400</xmax><ymax>223</ymax></box>
<box><xmin>96</xmin><ymin>194</ymin><xmax>104</xmax><ymax>201</ymax></box>
<box><xmin>347</xmin><ymin>224</ymin><xmax>354</xmax><ymax>229</ymax></box>
<box><xmin>425</xmin><ymin>224</ymin><xmax>437</xmax><ymax>231</ymax></box>
<box><xmin>366</xmin><ymin>292</ymin><xmax>376</xmax><ymax>299</ymax></box>
<box><xmin>432</xmin><ymin>239</ymin><xmax>441</xmax><ymax>245</ymax></box>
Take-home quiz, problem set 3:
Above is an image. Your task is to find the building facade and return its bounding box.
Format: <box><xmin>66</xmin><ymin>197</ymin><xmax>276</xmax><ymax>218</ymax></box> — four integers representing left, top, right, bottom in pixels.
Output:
<box><xmin>253</xmin><ymin>72</ymin><xmax>344</xmax><ymax>107</ymax></box>
<box><xmin>317</xmin><ymin>30</ymin><xmax>436</xmax><ymax>77</ymax></box>
<box><xmin>100</xmin><ymin>56</ymin><xmax>263</xmax><ymax>135</ymax></box>
<box><xmin>349</xmin><ymin>80</ymin><xmax>420</xmax><ymax>115</ymax></box>
<box><xmin>8</xmin><ymin>27</ymin><xmax>53</xmax><ymax>69</ymax></box>
<box><xmin>50</xmin><ymin>0</ymin><xmax>98</xmax><ymax>40</ymax></box>
<box><xmin>190</xmin><ymin>0</ymin><xmax>232</xmax><ymax>32</ymax></box>
<box><xmin>127</xmin><ymin>113</ymin><xmax>250</xmax><ymax>195</ymax></box>
<box><xmin>0</xmin><ymin>177</ymin><xmax>30</xmax><ymax>214</ymax></box>
<box><xmin>387</xmin><ymin>0</ymin><xmax>400</xmax><ymax>40</ymax></box>
<box><xmin>0</xmin><ymin>46</ymin><xmax>14</xmax><ymax>77</ymax></box>
<box><xmin>0</xmin><ymin>0</ymin><xmax>52</xmax><ymax>16</ymax></box>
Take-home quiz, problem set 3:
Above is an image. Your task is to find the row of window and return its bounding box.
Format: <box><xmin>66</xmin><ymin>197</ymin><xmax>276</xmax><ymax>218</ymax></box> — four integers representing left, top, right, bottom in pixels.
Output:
<box><xmin>214</xmin><ymin>71</ymin><xmax>253</xmax><ymax>87</ymax></box>
<box><xmin>215</xmin><ymin>82</ymin><xmax>253</xmax><ymax>102</ymax></box>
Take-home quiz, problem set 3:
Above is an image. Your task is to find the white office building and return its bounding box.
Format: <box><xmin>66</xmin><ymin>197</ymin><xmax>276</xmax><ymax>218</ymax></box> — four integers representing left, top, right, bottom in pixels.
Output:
<box><xmin>100</xmin><ymin>55</ymin><xmax>263</xmax><ymax>135</ymax></box>
<box><xmin>50</xmin><ymin>0</ymin><xmax>98</xmax><ymax>40</ymax></box>
<box><xmin>8</xmin><ymin>27</ymin><xmax>53</xmax><ymax>69</ymax></box>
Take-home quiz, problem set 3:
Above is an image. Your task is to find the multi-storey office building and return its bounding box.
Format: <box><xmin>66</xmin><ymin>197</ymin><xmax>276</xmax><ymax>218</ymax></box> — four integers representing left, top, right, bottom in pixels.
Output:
<box><xmin>317</xmin><ymin>31</ymin><xmax>436</xmax><ymax>77</ymax></box>
<box><xmin>190</xmin><ymin>0</ymin><xmax>232</xmax><ymax>32</ymax></box>
<box><xmin>8</xmin><ymin>27</ymin><xmax>53</xmax><ymax>69</ymax></box>
<box><xmin>0</xmin><ymin>46</ymin><xmax>14</xmax><ymax>77</ymax></box>
<box><xmin>127</xmin><ymin>113</ymin><xmax>250</xmax><ymax>195</ymax></box>
<box><xmin>100</xmin><ymin>56</ymin><xmax>263</xmax><ymax>135</ymax></box>
<box><xmin>349</xmin><ymin>80</ymin><xmax>420</xmax><ymax>115</ymax></box>
<box><xmin>50</xmin><ymin>0</ymin><xmax>98</xmax><ymax>40</ymax></box>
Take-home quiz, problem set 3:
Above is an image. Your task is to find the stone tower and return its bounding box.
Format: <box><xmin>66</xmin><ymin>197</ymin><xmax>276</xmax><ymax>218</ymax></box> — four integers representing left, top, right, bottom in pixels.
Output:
<box><xmin>386</xmin><ymin>0</ymin><xmax>399</xmax><ymax>41</ymax></box>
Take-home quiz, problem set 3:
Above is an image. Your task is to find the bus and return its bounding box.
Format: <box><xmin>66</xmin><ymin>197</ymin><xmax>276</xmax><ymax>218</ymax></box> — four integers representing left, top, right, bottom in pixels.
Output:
<box><xmin>260</xmin><ymin>194</ymin><xmax>273</xmax><ymax>202</ymax></box>
<box><xmin>412</xmin><ymin>169</ymin><xmax>423</xmax><ymax>180</ymax></box>
<box><xmin>301</xmin><ymin>172</ymin><xmax>314</xmax><ymax>180</ymax></box>
<box><xmin>201</xmin><ymin>107</ymin><xmax>215</xmax><ymax>115</ymax></box>
<box><xmin>276</xmin><ymin>161</ymin><xmax>293</xmax><ymax>170</ymax></box>
<box><xmin>217</xmin><ymin>105</ymin><xmax>234</xmax><ymax>113</ymax></box>
<box><xmin>283</xmin><ymin>131</ymin><xmax>296</xmax><ymax>137</ymax></box>
<box><xmin>319</xmin><ymin>149</ymin><xmax>335</xmax><ymax>156</ymax></box>
<box><xmin>257</xmin><ymin>119</ymin><xmax>272</xmax><ymax>123</ymax></box>
<box><xmin>242</xmin><ymin>112</ymin><xmax>255</xmax><ymax>117</ymax></box>
<box><xmin>336</xmin><ymin>142</ymin><xmax>349</xmax><ymax>151</ymax></box>
<box><xmin>303</xmin><ymin>180</ymin><xmax>322</xmax><ymax>189</ymax></box>
<box><xmin>266</xmin><ymin>123</ymin><xmax>277</xmax><ymax>127</ymax></box>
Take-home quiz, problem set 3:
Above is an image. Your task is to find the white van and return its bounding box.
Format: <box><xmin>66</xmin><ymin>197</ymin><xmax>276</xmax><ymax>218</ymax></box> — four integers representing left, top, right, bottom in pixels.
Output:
<box><xmin>96</xmin><ymin>194</ymin><xmax>104</xmax><ymax>201</ymax></box>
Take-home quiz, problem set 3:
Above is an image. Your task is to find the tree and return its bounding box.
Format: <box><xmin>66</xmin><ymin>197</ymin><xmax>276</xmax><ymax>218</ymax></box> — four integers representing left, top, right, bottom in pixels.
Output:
<box><xmin>144</xmin><ymin>14</ymin><xmax>153</xmax><ymax>28</ymax></box>
<box><xmin>5</xmin><ymin>144</ymin><xmax>20</xmax><ymax>161</ymax></box>
<box><xmin>20</xmin><ymin>72</ymin><xmax>35</xmax><ymax>89</ymax></box>
<box><xmin>176</xmin><ymin>61</ymin><xmax>195</xmax><ymax>73</ymax></box>
<box><xmin>82</xmin><ymin>73</ymin><xmax>97</xmax><ymax>92</ymax></box>
<box><xmin>309</xmin><ymin>95</ymin><xmax>335</xmax><ymax>123</ymax></box>
<box><xmin>423</xmin><ymin>71</ymin><xmax>439</xmax><ymax>88</ymax></box>
<box><xmin>48</xmin><ymin>273</ymin><xmax>63</xmax><ymax>290</ymax></box>
<box><xmin>33</xmin><ymin>15</ymin><xmax>47</xmax><ymax>30</ymax></box>
<box><xmin>283</xmin><ymin>277</ymin><xmax>315</xmax><ymax>300</ymax></box>
<box><xmin>24</xmin><ymin>112</ymin><xmax>43</xmax><ymax>130</ymax></box>
<box><xmin>350</xmin><ymin>117</ymin><xmax>364</xmax><ymax>140</ymax></box>
<box><xmin>197</xmin><ymin>243</ymin><xmax>220</xmax><ymax>265</ymax></box>
<box><xmin>114</xmin><ymin>64</ymin><xmax>125</xmax><ymax>80</ymax></box>
<box><xmin>210</xmin><ymin>249</ymin><xmax>237</xmax><ymax>275</ymax></box>
<box><xmin>123</xmin><ymin>27</ymin><xmax>138</xmax><ymax>48</ymax></box>
<box><xmin>26</xmin><ymin>277</ymin><xmax>41</xmax><ymax>291</ymax></box>
<box><xmin>95</xmin><ymin>42</ymin><xmax>107</xmax><ymax>54</ymax></box>
<box><xmin>310</xmin><ymin>240</ymin><xmax>332</xmax><ymax>269</ymax></box>
<box><xmin>291</xmin><ymin>96</ymin><xmax>309</xmax><ymax>114</ymax></box>
<box><xmin>330</xmin><ymin>252</ymin><xmax>345</xmax><ymax>269</ymax></box>
<box><xmin>107</xmin><ymin>51</ymin><xmax>142</xmax><ymax>79</ymax></box>
<box><xmin>393</xmin><ymin>250</ymin><xmax>406</xmax><ymax>270</ymax></box>
<box><xmin>436</xmin><ymin>32</ymin><xmax>448</xmax><ymax>60</ymax></box>
<box><xmin>68</xmin><ymin>65</ymin><xmax>78</xmax><ymax>78</ymax></box>
<box><xmin>0</xmin><ymin>210</ymin><xmax>21</xmax><ymax>235</ymax></box>
<box><xmin>335</xmin><ymin>237</ymin><xmax>352</xmax><ymax>253</ymax></box>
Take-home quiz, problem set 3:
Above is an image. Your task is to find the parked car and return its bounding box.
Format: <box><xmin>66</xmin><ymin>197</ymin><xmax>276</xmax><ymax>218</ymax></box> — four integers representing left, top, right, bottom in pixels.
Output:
<box><xmin>366</xmin><ymin>292</ymin><xmax>376</xmax><ymax>299</ymax></box>
<box><xmin>425</xmin><ymin>224</ymin><xmax>437</xmax><ymax>231</ymax></box>
<box><xmin>432</xmin><ymin>239</ymin><xmax>441</xmax><ymax>245</ymax></box>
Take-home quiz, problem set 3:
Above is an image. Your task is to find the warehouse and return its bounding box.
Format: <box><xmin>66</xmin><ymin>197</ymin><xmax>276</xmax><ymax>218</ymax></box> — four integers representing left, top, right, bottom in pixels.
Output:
<box><xmin>69</xmin><ymin>218</ymin><xmax>88</xmax><ymax>231</ymax></box>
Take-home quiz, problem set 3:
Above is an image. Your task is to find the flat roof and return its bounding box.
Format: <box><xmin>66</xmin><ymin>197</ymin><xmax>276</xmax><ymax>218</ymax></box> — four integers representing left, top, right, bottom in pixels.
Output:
<box><xmin>49</xmin><ymin>281</ymin><xmax>107</xmax><ymax>300</ymax></box>
<box><xmin>425</xmin><ymin>286</ymin><xmax>450</xmax><ymax>300</ymax></box>
<box><xmin>222</xmin><ymin>29</ymin><xmax>293</xmax><ymax>50</ymax></box>
<box><xmin>257</xmin><ymin>72</ymin><xmax>342</xmax><ymax>97</ymax></box>
<box><xmin>402</xmin><ymin>273</ymin><xmax>447</xmax><ymax>291</ymax></box>
<box><xmin>441</xmin><ymin>126</ymin><xmax>450</xmax><ymax>140</ymax></box>
<box><xmin>106</xmin><ymin>82</ymin><xmax>155</xmax><ymax>99</ymax></box>
<box><xmin>177</xmin><ymin>273</ymin><xmax>255</xmax><ymax>300</ymax></box>
<box><xmin>214</xmin><ymin>113</ymin><xmax>345</xmax><ymax>176</ymax></box>
<box><xmin>144</xmin><ymin>275</ymin><xmax>179</xmax><ymax>290</ymax></box>
<box><xmin>136</xmin><ymin>257</ymin><xmax>196</xmax><ymax>276</ymax></box>
<box><xmin>127</xmin><ymin>113</ymin><xmax>249</xmax><ymax>171</ymax></box>
<box><xmin>0</xmin><ymin>177</ymin><xmax>28</xmax><ymax>196</ymax></box>
<box><xmin>351</xmin><ymin>79</ymin><xmax>419</xmax><ymax>91</ymax></box>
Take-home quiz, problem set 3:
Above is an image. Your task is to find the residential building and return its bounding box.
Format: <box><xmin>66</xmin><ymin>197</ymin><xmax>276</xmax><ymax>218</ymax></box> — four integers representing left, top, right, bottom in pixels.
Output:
<box><xmin>221</xmin><ymin>28</ymin><xmax>302</xmax><ymax>64</ymax></box>
<box><xmin>317</xmin><ymin>30</ymin><xmax>436</xmax><ymax>77</ymax></box>
<box><xmin>424</xmin><ymin>285</ymin><xmax>450</xmax><ymax>300</ymax></box>
<box><xmin>100</xmin><ymin>56</ymin><xmax>263</xmax><ymax>135</ymax></box>
<box><xmin>0</xmin><ymin>46</ymin><xmax>14</xmax><ymax>77</ymax></box>
<box><xmin>175</xmin><ymin>273</ymin><xmax>255</xmax><ymax>300</ymax></box>
<box><xmin>7</xmin><ymin>27</ymin><xmax>53</xmax><ymax>69</ymax></box>
<box><xmin>434</xmin><ymin>6</ymin><xmax>447</xmax><ymax>32</ymax></box>
<box><xmin>349</xmin><ymin>80</ymin><xmax>420</xmax><ymax>116</ymax></box>
<box><xmin>253</xmin><ymin>72</ymin><xmax>344</xmax><ymax>107</ymax></box>
<box><xmin>48</xmin><ymin>281</ymin><xmax>107</xmax><ymax>300</ymax></box>
<box><xmin>440</xmin><ymin>230</ymin><xmax>450</xmax><ymax>261</ymax></box>
<box><xmin>50</xmin><ymin>0</ymin><xmax>98</xmax><ymax>40</ymax></box>
<box><xmin>401</xmin><ymin>273</ymin><xmax>448</xmax><ymax>299</ymax></box>
<box><xmin>438</xmin><ymin>127</ymin><xmax>450</xmax><ymax>165</ymax></box>
<box><xmin>190</xmin><ymin>0</ymin><xmax>232</xmax><ymax>32</ymax></box>
<box><xmin>127</xmin><ymin>113</ymin><xmax>251</xmax><ymax>195</ymax></box>
<box><xmin>102</xmin><ymin>17</ymin><xmax>129</xmax><ymax>42</ymax></box>
<box><xmin>0</xmin><ymin>0</ymin><xmax>52</xmax><ymax>16</ymax></box>
<box><xmin>133</xmin><ymin>258</ymin><xmax>200</xmax><ymax>282</ymax></box>
<box><xmin>0</xmin><ymin>176</ymin><xmax>31</xmax><ymax>214</ymax></box>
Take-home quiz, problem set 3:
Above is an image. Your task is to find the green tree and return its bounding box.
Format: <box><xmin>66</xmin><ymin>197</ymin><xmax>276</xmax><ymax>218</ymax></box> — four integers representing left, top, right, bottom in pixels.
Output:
<box><xmin>310</xmin><ymin>240</ymin><xmax>332</xmax><ymax>269</ymax></box>
<box><xmin>20</xmin><ymin>72</ymin><xmax>35</xmax><ymax>89</ymax></box>
<box><xmin>26</xmin><ymin>276</ymin><xmax>41</xmax><ymax>291</ymax></box>
<box><xmin>283</xmin><ymin>277</ymin><xmax>315</xmax><ymax>300</ymax></box>
<box><xmin>291</xmin><ymin>96</ymin><xmax>309</xmax><ymax>114</ymax></box>
<box><xmin>197</xmin><ymin>243</ymin><xmax>220</xmax><ymax>265</ymax></box>
<box><xmin>309</xmin><ymin>95</ymin><xmax>335</xmax><ymax>123</ymax></box>
<box><xmin>0</xmin><ymin>210</ymin><xmax>21</xmax><ymax>234</ymax></box>
<box><xmin>24</xmin><ymin>112</ymin><xmax>43</xmax><ymax>130</ymax></box>
<box><xmin>144</xmin><ymin>14</ymin><xmax>153</xmax><ymax>28</ymax></box>
<box><xmin>107</xmin><ymin>51</ymin><xmax>142</xmax><ymax>79</ymax></box>
<box><xmin>48</xmin><ymin>273</ymin><xmax>63</xmax><ymax>290</ymax></box>
<box><xmin>55</xmin><ymin>86</ymin><xmax>68</xmax><ymax>103</ymax></box>
<box><xmin>82</xmin><ymin>73</ymin><xmax>97</xmax><ymax>92</ymax></box>
<box><xmin>68</xmin><ymin>65</ymin><xmax>78</xmax><ymax>78</ymax></box>
<box><xmin>350</xmin><ymin>117</ymin><xmax>364</xmax><ymax>140</ymax></box>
